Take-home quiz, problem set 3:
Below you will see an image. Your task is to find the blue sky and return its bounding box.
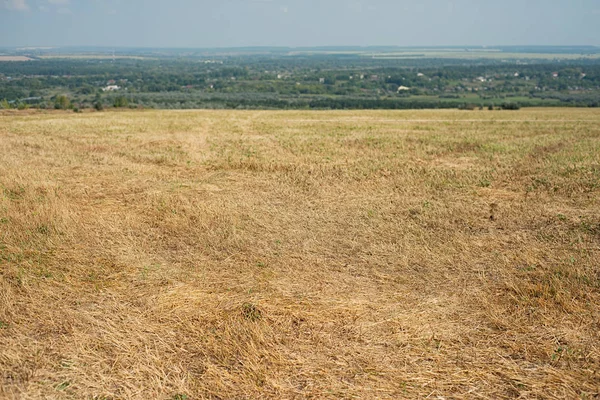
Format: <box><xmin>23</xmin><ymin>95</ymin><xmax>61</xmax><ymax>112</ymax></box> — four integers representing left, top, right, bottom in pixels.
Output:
<box><xmin>1</xmin><ymin>0</ymin><xmax>599</xmax><ymax>48</ymax></box>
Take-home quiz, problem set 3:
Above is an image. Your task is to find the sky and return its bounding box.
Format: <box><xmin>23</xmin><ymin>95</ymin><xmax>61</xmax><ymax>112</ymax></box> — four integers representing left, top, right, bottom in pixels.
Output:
<box><xmin>1</xmin><ymin>0</ymin><xmax>599</xmax><ymax>48</ymax></box>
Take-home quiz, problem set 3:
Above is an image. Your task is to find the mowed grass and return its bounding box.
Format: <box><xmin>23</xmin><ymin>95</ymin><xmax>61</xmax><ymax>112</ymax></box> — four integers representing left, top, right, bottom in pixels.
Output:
<box><xmin>0</xmin><ymin>108</ymin><xmax>599</xmax><ymax>399</ymax></box>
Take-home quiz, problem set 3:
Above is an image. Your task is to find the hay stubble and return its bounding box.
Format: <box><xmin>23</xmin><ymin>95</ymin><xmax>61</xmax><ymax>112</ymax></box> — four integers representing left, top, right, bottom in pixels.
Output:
<box><xmin>1</xmin><ymin>109</ymin><xmax>599</xmax><ymax>399</ymax></box>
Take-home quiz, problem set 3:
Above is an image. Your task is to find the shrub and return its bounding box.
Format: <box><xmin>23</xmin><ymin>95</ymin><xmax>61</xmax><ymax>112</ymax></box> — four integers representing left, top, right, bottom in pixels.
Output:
<box><xmin>54</xmin><ymin>95</ymin><xmax>71</xmax><ymax>110</ymax></box>
<box><xmin>113</xmin><ymin>96</ymin><xmax>129</xmax><ymax>108</ymax></box>
<box><xmin>458</xmin><ymin>103</ymin><xmax>476</xmax><ymax>111</ymax></box>
<box><xmin>501</xmin><ymin>102</ymin><xmax>521</xmax><ymax>110</ymax></box>
<box><xmin>0</xmin><ymin>99</ymin><xmax>11</xmax><ymax>109</ymax></box>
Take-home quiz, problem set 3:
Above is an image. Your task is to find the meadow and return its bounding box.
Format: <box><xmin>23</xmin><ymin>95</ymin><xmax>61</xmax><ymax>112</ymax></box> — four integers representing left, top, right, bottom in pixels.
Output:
<box><xmin>0</xmin><ymin>108</ymin><xmax>599</xmax><ymax>399</ymax></box>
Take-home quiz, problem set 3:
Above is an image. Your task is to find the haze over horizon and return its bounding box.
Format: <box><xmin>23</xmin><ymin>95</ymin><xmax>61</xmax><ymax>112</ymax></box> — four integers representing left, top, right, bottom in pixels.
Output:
<box><xmin>1</xmin><ymin>0</ymin><xmax>599</xmax><ymax>48</ymax></box>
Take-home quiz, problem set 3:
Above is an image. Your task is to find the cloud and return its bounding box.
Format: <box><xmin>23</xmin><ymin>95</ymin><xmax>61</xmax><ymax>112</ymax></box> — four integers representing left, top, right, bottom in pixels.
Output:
<box><xmin>2</xmin><ymin>0</ymin><xmax>30</xmax><ymax>11</ymax></box>
<box><xmin>280</xmin><ymin>5</ymin><xmax>288</xmax><ymax>13</ymax></box>
<box><xmin>48</xmin><ymin>0</ymin><xmax>69</xmax><ymax>4</ymax></box>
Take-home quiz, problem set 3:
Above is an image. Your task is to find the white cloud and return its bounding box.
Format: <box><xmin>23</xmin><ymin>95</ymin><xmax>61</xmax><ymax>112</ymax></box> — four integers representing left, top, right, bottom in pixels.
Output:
<box><xmin>3</xmin><ymin>0</ymin><xmax>30</xmax><ymax>11</ymax></box>
<box><xmin>39</xmin><ymin>4</ymin><xmax>48</xmax><ymax>11</ymax></box>
<box><xmin>48</xmin><ymin>0</ymin><xmax>69</xmax><ymax>4</ymax></box>
<box><xmin>280</xmin><ymin>5</ymin><xmax>288</xmax><ymax>13</ymax></box>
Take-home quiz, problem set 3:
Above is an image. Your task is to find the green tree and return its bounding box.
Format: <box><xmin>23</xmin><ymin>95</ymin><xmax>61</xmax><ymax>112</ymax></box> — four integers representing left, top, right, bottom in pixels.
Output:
<box><xmin>501</xmin><ymin>102</ymin><xmax>521</xmax><ymax>110</ymax></box>
<box><xmin>113</xmin><ymin>96</ymin><xmax>129</xmax><ymax>108</ymax></box>
<box><xmin>0</xmin><ymin>99</ymin><xmax>11</xmax><ymax>109</ymax></box>
<box><xmin>54</xmin><ymin>95</ymin><xmax>71</xmax><ymax>110</ymax></box>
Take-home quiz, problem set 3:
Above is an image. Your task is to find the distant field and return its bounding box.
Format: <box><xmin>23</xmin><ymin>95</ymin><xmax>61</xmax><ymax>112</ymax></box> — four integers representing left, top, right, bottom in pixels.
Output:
<box><xmin>1</xmin><ymin>109</ymin><xmax>599</xmax><ymax>399</ymax></box>
<box><xmin>288</xmin><ymin>49</ymin><xmax>600</xmax><ymax>60</ymax></box>
<box><xmin>0</xmin><ymin>56</ymin><xmax>33</xmax><ymax>61</ymax></box>
<box><xmin>23</xmin><ymin>50</ymin><xmax>600</xmax><ymax>61</ymax></box>
<box><xmin>38</xmin><ymin>55</ymin><xmax>149</xmax><ymax>60</ymax></box>
<box><xmin>368</xmin><ymin>51</ymin><xmax>600</xmax><ymax>60</ymax></box>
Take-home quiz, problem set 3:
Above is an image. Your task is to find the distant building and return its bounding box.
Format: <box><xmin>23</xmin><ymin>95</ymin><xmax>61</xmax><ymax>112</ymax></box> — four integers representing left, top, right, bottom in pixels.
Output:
<box><xmin>397</xmin><ymin>86</ymin><xmax>410</xmax><ymax>92</ymax></box>
<box><xmin>102</xmin><ymin>85</ymin><xmax>120</xmax><ymax>92</ymax></box>
<box><xmin>319</xmin><ymin>78</ymin><xmax>325</xmax><ymax>84</ymax></box>
<box><xmin>417</xmin><ymin>73</ymin><xmax>425</xmax><ymax>77</ymax></box>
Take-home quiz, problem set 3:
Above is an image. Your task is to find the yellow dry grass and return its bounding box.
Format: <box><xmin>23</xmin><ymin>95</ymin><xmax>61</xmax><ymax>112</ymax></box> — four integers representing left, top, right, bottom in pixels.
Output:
<box><xmin>1</xmin><ymin>108</ymin><xmax>599</xmax><ymax>399</ymax></box>
<box><xmin>0</xmin><ymin>56</ymin><xmax>33</xmax><ymax>62</ymax></box>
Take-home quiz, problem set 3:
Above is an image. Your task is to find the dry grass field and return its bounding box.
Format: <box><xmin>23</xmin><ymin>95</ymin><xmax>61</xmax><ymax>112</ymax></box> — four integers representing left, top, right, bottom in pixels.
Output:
<box><xmin>0</xmin><ymin>56</ymin><xmax>33</xmax><ymax>62</ymax></box>
<box><xmin>1</xmin><ymin>108</ymin><xmax>599</xmax><ymax>399</ymax></box>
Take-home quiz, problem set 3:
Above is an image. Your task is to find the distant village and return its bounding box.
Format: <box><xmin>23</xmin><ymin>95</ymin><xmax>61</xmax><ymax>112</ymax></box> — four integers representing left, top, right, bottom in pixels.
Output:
<box><xmin>1</xmin><ymin>54</ymin><xmax>599</xmax><ymax>109</ymax></box>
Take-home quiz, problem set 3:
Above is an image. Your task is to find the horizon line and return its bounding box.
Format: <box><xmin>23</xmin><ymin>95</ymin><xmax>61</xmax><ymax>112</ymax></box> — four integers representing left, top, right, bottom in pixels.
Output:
<box><xmin>3</xmin><ymin>44</ymin><xmax>600</xmax><ymax>50</ymax></box>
